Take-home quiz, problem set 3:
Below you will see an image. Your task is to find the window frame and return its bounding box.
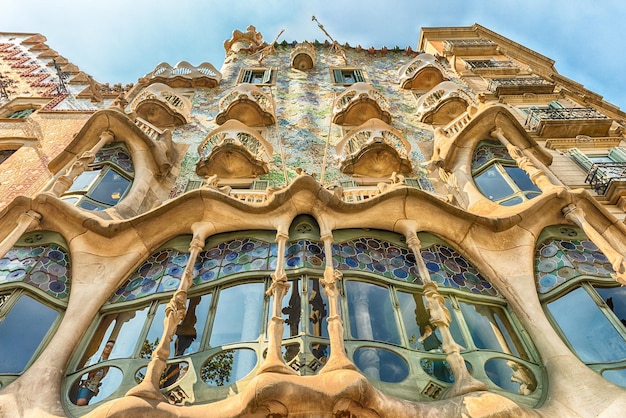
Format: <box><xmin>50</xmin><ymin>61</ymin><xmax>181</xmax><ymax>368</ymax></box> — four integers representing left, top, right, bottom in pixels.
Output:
<box><xmin>237</xmin><ymin>67</ymin><xmax>276</xmax><ymax>86</ymax></box>
<box><xmin>330</xmin><ymin>67</ymin><xmax>366</xmax><ymax>85</ymax></box>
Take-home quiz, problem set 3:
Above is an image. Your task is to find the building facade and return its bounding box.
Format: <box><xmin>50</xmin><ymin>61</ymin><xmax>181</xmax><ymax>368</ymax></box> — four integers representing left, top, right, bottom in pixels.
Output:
<box><xmin>1</xmin><ymin>23</ymin><xmax>626</xmax><ymax>417</ymax></box>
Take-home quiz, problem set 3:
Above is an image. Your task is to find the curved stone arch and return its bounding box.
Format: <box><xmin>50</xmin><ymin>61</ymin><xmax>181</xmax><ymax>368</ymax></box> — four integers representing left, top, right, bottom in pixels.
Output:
<box><xmin>47</xmin><ymin>109</ymin><xmax>179</xmax><ymax>218</ymax></box>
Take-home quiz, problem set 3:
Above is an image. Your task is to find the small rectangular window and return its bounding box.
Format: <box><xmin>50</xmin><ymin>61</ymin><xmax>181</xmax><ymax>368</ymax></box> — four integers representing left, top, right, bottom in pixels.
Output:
<box><xmin>238</xmin><ymin>68</ymin><xmax>276</xmax><ymax>85</ymax></box>
<box><xmin>331</xmin><ymin>68</ymin><xmax>365</xmax><ymax>85</ymax></box>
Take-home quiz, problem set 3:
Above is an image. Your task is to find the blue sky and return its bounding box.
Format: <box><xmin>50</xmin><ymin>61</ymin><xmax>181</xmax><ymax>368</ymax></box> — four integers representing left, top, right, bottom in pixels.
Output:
<box><xmin>1</xmin><ymin>1</ymin><xmax>625</xmax><ymax>109</ymax></box>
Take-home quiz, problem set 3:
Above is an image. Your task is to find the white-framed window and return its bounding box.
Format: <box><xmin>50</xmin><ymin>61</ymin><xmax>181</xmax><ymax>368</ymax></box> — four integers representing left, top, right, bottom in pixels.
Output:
<box><xmin>238</xmin><ymin>68</ymin><xmax>276</xmax><ymax>85</ymax></box>
<box><xmin>331</xmin><ymin>68</ymin><xmax>365</xmax><ymax>85</ymax></box>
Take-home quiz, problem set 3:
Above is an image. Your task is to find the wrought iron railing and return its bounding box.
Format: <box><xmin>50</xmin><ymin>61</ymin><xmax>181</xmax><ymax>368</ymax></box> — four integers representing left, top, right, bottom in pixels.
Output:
<box><xmin>525</xmin><ymin>107</ymin><xmax>608</xmax><ymax>131</ymax></box>
<box><xmin>585</xmin><ymin>161</ymin><xmax>626</xmax><ymax>194</ymax></box>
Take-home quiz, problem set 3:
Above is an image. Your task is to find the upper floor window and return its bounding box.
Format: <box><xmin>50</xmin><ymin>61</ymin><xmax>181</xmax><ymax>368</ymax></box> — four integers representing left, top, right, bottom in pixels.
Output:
<box><xmin>0</xmin><ymin>149</ymin><xmax>16</xmax><ymax>164</ymax></box>
<box><xmin>331</xmin><ymin>68</ymin><xmax>365</xmax><ymax>85</ymax></box>
<box><xmin>238</xmin><ymin>68</ymin><xmax>276</xmax><ymax>85</ymax></box>
<box><xmin>3</xmin><ymin>107</ymin><xmax>35</xmax><ymax>119</ymax></box>
<box><xmin>61</xmin><ymin>143</ymin><xmax>134</xmax><ymax>211</ymax></box>
<box><xmin>535</xmin><ymin>226</ymin><xmax>626</xmax><ymax>387</ymax></box>
<box><xmin>472</xmin><ymin>140</ymin><xmax>541</xmax><ymax>206</ymax></box>
<box><xmin>0</xmin><ymin>231</ymin><xmax>69</xmax><ymax>377</ymax></box>
<box><xmin>567</xmin><ymin>147</ymin><xmax>626</xmax><ymax>195</ymax></box>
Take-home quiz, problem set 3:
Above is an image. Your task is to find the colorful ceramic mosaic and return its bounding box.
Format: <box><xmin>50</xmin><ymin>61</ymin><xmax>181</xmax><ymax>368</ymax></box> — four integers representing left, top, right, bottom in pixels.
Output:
<box><xmin>535</xmin><ymin>235</ymin><xmax>614</xmax><ymax>294</ymax></box>
<box><xmin>111</xmin><ymin>235</ymin><xmax>497</xmax><ymax>302</ymax></box>
<box><xmin>0</xmin><ymin>244</ymin><xmax>71</xmax><ymax>300</ymax></box>
<box><xmin>93</xmin><ymin>143</ymin><xmax>134</xmax><ymax>173</ymax></box>
<box><xmin>471</xmin><ymin>140</ymin><xmax>513</xmax><ymax>172</ymax></box>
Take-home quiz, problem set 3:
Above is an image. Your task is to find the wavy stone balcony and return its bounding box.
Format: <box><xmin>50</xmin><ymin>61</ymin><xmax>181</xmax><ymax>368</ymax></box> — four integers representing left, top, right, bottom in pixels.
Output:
<box><xmin>332</xmin><ymin>83</ymin><xmax>391</xmax><ymax>126</ymax></box>
<box><xmin>398</xmin><ymin>53</ymin><xmax>448</xmax><ymax>90</ymax></box>
<box><xmin>216</xmin><ymin>84</ymin><xmax>276</xmax><ymax>127</ymax></box>
<box><xmin>416</xmin><ymin>81</ymin><xmax>473</xmax><ymax>125</ymax></box>
<box><xmin>335</xmin><ymin>118</ymin><xmax>412</xmax><ymax>177</ymax></box>
<box><xmin>290</xmin><ymin>42</ymin><xmax>316</xmax><ymax>70</ymax></box>
<box><xmin>487</xmin><ymin>77</ymin><xmax>554</xmax><ymax>97</ymax></box>
<box><xmin>128</xmin><ymin>83</ymin><xmax>191</xmax><ymax>128</ymax></box>
<box><xmin>196</xmin><ymin>119</ymin><xmax>274</xmax><ymax>178</ymax></box>
<box><xmin>524</xmin><ymin>107</ymin><xmax>612</xmax><ymax>138</ymax></box>
<box><xmin>144</xmin><ymin>61</ymin><xmax>222</xmax><ymax>88</ymax></box>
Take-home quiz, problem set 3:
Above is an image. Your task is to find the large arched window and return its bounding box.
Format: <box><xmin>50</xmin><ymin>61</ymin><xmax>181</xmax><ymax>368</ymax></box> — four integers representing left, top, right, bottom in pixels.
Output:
<box><xmin>61</xmin><ymin>142</ymin><xmax>134</xmax><ymax>211</ymax></box>
<box><xmin>535</xmin><ymin>225</ymin><xmax>626</xmax><ymax>387</ymax></box>
<box><xmin>472</xmin><ymin>140</ymin><xmax>541</xmax><ymax>206</ymax></box>
<box><xmin>66</xmin><ymin>226</ymin><xmax>542</xmax><ymax>413</ymax></box>
<box><xmin>0</xmin><ymin>231</ymin><xmax>70</xmax><ymax>388</ymax></box>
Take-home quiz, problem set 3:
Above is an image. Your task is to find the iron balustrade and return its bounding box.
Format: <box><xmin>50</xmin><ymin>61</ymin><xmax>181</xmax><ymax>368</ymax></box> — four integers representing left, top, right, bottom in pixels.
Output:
<box><xmin>525</xmin><ymin>107</ymin><xmax>608</xmax><ymax>131</ymax></box>
<box><xmin>488</xmin><ymin>77</ymin><xmax>552</xmax><ymax>92</ymax></box>
<box><xmin>585</xmin><ymin>161</ymin><xmax>626</xmax><ymax>194</ymax></box>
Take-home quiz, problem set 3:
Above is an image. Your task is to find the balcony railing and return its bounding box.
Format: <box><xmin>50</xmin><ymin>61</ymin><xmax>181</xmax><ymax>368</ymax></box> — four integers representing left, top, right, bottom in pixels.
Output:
<box><xmin>290</xmin><ymin>42</ymin><xmax>316</xmax><ymax>70</ymax></box>
<box><xmin>341</xmin><ymin>186</ymin><xmax>381</xmax><ymax>203</ymax></box>
<box><xmin>525</xmin><ymin>107</ymin><xmax>609</xmax><ymax>131</ymax></box>
<box><xmin>398</xmin><ymin>53</ymin><xmax>447</xmax><ymax>89</ymax></box>
<box><xmin>415</xmin><ymin>81</ymin><xmax>473</xmax><ymax>122</ymax></box>
<box><xmin>585</xmin><ymin>162</ymin><xmax>626</xmax><ymax>195</ymax></box>
<box><xmin>146</xmin><ymin>61</ymin><xmax>222</xmax><ymax>88</ymax></box>
<box><xmin>129</xmin><ymin>83</ymin><xmax>191</xmax><ymax>126</ymax></box>
<box><xmin>229</xmin><ymin>189</ymin><xmax>268</xmax><ymax>204</ymax></box>
<box><xmin>333</xmin><ymin>83</ymin><xmax>391</xmax><ymax>125</ymax></box>
<box><xmin>134</xmin><ymin>116</ymin><xmax>164</xmax><ymax>141</ymax></box>
<box><xmin>216</xmin><ymin>84</ymin><xmax>276</xmax><ymax>126</ymax></box>
<box><xmin>488</xmin><ymin>77</ymin><xmax>554</xmax><ymax>96</ymax></box>
<box><xmin>443</xmin><ymin>39</ymin><xmax>498</xmax><ymax>55</ymax></box>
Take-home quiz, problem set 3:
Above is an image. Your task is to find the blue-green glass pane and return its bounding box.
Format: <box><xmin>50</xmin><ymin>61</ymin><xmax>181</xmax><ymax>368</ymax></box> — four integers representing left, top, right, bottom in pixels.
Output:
<box><xmin>201</xmin><ymin>348</ymin><xmax>257</xmax><ymax>386</ymax></box>
<box><xmin>353</xmin><ymin>347</ymin><xmax>409</xmax><ymax>383</ymax></box>
<box><xmin>485</xmin><ymin>358</ymin><xmax>537</xmax><ymax>395</ymax></box>
<box><xmin>210</xmin><ymin>283</ymin><xmax>265</xmax><ymax>346</ymax></box>
<box><xmin>346</xmin><ymin>281</ymin><xmax>401</xmax><ymax>345</ymax></box>
<box><xmin>87</xmin><ymin>169</ymin><xmax>131</xmax><ymax>206</ymax></box>
<box><xmin>474</xmin><ymin>166</ymin><xmax>515</xmax><ymax>201</ymax></box>
<box><xmin>504</xmin><ymin>166</ymin><xmax>541</xmax><ymax>193</ymax></box>
<box><xmin>0</xmin><ymin>294</ymin><xmax>58</xmax><ymax>373</ymax></box>
<box><xmin>547</xmin><ymin>287</ymin><xmax>626</xmax><ymax>363</ymax></box>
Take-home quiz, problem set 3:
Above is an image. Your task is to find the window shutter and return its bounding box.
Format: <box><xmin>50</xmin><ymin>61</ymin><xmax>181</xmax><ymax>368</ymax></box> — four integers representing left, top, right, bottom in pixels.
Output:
<box><xmin>241</xmin><ymin>70</ymin><xmax>253</xmax><ymax>83</ymax></box>
<box><xmin>567</xmin><ymin>148</ymin><xmax>594</xmax><ymax>170</ymax></box>
<box><xmin>333</xmin><ymin>69</ymin><xmax>344</xmax><ymax>84</ymax></box>
<box><xmin>609</xmin><ymin>147</ymin><xmax>626</xmax><ymax>162</ymax></box>
<box><xmin>354</xmin><ymin>69</ymin><xmax>365</xmax><ymax>83</ymax></box>
<box><xmin>405</xmin><ymin>177</ymin><xmax>421</xmax><ymax>189</ymax></box>
<box><xmin>262</xmin><ymin>69</ymin><xmax>272</xmax><ymax>84</ymax></box>
<box><xmin>339</xmin><ymin>180</ymin><xmax>358</xmax><ymax>188</ymax></box>
<box><xmin>548</xmin><ymin>101</ymin><xmax>563</xmax><ymax>109</ymax></box>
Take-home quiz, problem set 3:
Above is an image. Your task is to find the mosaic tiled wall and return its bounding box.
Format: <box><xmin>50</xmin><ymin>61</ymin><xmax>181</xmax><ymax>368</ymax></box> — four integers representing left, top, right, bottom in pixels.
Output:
<box><xmin>167</xmin><ymin>44</ymin><xmax>442</xmax><ymax>195</ymax></box>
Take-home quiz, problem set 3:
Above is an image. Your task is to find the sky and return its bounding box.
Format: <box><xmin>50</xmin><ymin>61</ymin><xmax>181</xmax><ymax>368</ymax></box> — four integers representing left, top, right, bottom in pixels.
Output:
<box><xmin>1</xmin><ymin>1</ymin><xmax>625</xmax><ymax>109</ymax></box>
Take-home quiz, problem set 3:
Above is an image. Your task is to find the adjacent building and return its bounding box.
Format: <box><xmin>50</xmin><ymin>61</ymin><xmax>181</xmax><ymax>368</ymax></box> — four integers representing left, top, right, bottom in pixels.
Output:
<box><xmin>1</xmin><ymin>22</ymin><xmax>626</xmax><ymax>417</ymax></box>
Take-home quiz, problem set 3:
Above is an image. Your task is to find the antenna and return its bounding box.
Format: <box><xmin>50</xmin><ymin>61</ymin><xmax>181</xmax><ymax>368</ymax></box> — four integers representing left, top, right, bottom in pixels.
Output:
<box><xmin>312</xmin><ymin>16</ymin><xmax>347</xmax><ymax>64</ymax></box>
<box><xmin>53</xmin><ymin>58</ymin><xmax>70</xmax><ymax>95</ymax></box>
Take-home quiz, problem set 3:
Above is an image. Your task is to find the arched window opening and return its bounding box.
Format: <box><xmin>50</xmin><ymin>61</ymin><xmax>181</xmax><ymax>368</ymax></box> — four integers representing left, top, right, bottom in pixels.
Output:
<box><xmin>61</xmin><ymin>142</ymin><xmax>134</xmax><ymax>211</ymax></box>
<box><xmin>66</xmin><ymin>229</ymin><xmax>542</xmax><ymax>411</ymax></box>
<box><xmin>472</xmin><ymin>140</ymin><xmax>541</xmax><ymax>206</ymax></box>
<box><xmin>0</xmin><ymin>231</ymin><xmax>69</xmax><ymax>385</ymax></box>
<box><xmin>536</xmin><ymin>225</ymin><xmax>626</xmax><ymax>387</ymax></box>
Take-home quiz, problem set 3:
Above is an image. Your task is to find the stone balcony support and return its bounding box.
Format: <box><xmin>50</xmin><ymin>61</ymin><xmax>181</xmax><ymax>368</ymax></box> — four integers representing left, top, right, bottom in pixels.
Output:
<box><xmin>398</xmin><ymin>53</ymin><xmax>448</xmax><ymax>90</ymax></box>
<box><xmin>332</xmin><ymin>83</ymin><xmax>391</xmax><ymax>126</ymax></box>
<box><xmin>144</xmin><ymin>61</ymin><xmax>222</xmax><ymax>88</ymax></box>
<box><xmin>290</xmin><ymin>42</ymin><xmax>316</xmax><ymax>70</ymax></box>
<box><xmin>129</xmin><ymin>83</ymin><xmax>191</xmax><ymax>128</ymax></box>
<box><xmin>416</xmin><ymin>81</ymin><xmax>473</xmax><ymax>125</ymax></box>
<box><xmin>216</xmin><ymin>84</ymin><xmax>276</xmax><ymax>127</ymax></box>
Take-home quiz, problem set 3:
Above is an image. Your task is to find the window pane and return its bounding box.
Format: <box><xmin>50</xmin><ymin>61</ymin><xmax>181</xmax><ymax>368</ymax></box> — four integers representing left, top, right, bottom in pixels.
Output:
<box><xmin>547</xmin><ymin>287</ymin><xmax>626</xmax><ymax>362</ymax></box>
<box><xmin>0</xmin><ymin>294</ymin><xmax>58</xmax><ymax>373</ymax></box>
<box><xmin>397</xmin><ymin>291</ymin><xmax>438</xmax><ymax>351</ymax></box>
<box><xmin>143</xmin><ymin>303</ymin><xmax>171</xmax><ymax>358</ymax></box>
<box><xmin>68</xmin><ymin>170</ymin><xmax>100</xmax><ymax>193</ymax></box>
<box><xmin>87</xmin><ymin>169</ymin><xmax>131</xmax><ymax>206</ymax></box>
<box><xmin>210</xmin><ymin>283</ymin><xmax>265</xmax><ymax>346</ymax></box>
<box><xmin>174</xmin><ymin>295</ymin><xmax>211</xmax><ymax>356</ymax></box>
<box><xmin>82</xmin><ymin>307</ymin><xmax>149</xmax><ymax>364</ymax></box>
<box><xmin>474</xmin><ymin>165</ymin><xmax>515</xmax><ymax>201</ymax></box>
<box><xmin>309</xmin><ymin>278</ymin><xmax>329</xmax><ymax>338</ymax></box>
<box><xmin>595</xmin><ymin>286</ymin><xmax>626</xmax><ymax>328</ymax></box>
<box><xmin>346</xmin><ymin>281</ymin><xmax>401</xmax><ymax>345</ymax></box>
<box><xmin>504</xmin><ymin>166</ymin><xmax>541</xmax><ymax>193</ymax></box>
<box><xmin>279</xmin><ymin>279</ymin><xmax>300</xmax><ymax>339</ymax></box>
<box><xmin>459</xmin><ymin>301</ymin><xmax>527</xmax><ymax>359</ymax></box>
<box><xmin>353</xmin><ymin>347</ymin><xmax>409</xmax><ymax>383</ymax></box>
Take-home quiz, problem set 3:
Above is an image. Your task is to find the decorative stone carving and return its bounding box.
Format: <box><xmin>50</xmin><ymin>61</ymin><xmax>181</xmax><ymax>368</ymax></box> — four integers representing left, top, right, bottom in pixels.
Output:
<box><xmin>333</xmin><ymin>83</ymin><xmax>391</xmax><ymax>126</ymax></box>
<box><xmin>398</xmin><ymin>53</ymin><xmax>448</xmax><ymax>90</ymax></box>
<box><xmin>223</xmin><ymin>25</ymin><xmax>267</xmax><ymax>56</ymax></box>
<box><xmin>216</xmin><ymin>84</ymin><xmax>276</xmax><ymax>127</ymax></box>
<box><xmin>416</xmin><ymin>81</ymin><xmax>473</xmax><ymax>125</ymax></box>
<box><xmin>129</xmin><ymin>83</ymin><xmax>191</xmax><ymax>128</ymax></box>
<box><xmin>290</xmin><ymin>42</ymin><xmax>316</xmax><ymax>70</ymax></box>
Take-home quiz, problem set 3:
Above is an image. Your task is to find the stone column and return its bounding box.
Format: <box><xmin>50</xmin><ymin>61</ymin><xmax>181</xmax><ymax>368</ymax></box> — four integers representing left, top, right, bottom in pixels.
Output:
<box><xmin>0</xmin><ymin>210</ymin><xmax>41</xmax><ymax>258</ymax></box>
<box><xmin>563</xmin><ymin>204</ymin><xmax>626</xmax><ymax>285</ymax></box>
<box><xmin>50</xmin><ymin>130</ymin><xmax>115</xmax><ymax>197</ymax></box>
<box><xmin>127</xmin><ymin>222</ymin><xmax>212</xmax><ymax>400</ymax></box>
<box><xmin>319</xmin><ymin>232</ymin><xmax>356</xmax><ymax>372</ymax></box>
<box><xmin>259</xmin><ymin>229</ymin><xmax>296</xmax><ymax>374</ymax></box>
<box><xmin>491</xmin><ymin>127</ymin><xmax>558</xmax><ymax>191</ymax></box>
<box><xmin>404</xmin><ymin>229</ymin><xmax>488</xmax><ymax>398</ymax></box>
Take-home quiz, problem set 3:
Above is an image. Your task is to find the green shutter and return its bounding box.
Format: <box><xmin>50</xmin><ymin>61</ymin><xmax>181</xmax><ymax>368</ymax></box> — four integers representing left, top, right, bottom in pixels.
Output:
<box><xmin>262</xmin><ymin>69</ymin><xmax>273</xmax><ymax>84</ymax></box>
<box><xmin>333</xmin><ymin>69</ymin><xmax>344</xmax><ymax>84</ymax></box>
<box><xmin>405</xmin><ymin>177</ymin><xmax>421</xmax><ymax>189</ymax></box>
<box><xmin>354</xmin><ymin>69</ymin><xmax>365</xmax><ymax>83</ymax></box>
<box><xmin>184</xmin><ymin>180</ymin><xmax>204</xmax><ymax>192</ymax></box>
<box><xmin>339</xmin><ymin>180</ymin><xmax>358</xmax><ymax>188</ymax></box>
<box><xmin>608</xmin><ymin>147</ymin><xmax>626</xmax><ymax>162</ymax></box>
<box><xmin>567</xmin><ymin>148</ymin><xmax>594</xmax><ymax>170</ymax></box>
<box><xmin>241</xmin><ymin>70</ymin><xmax>253</xmax><ymax>83</ymax></box>
<box><xmin>251</xmin><ymin>180</ymin><xmax>269</xmax><ymax>190</ymax></box>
